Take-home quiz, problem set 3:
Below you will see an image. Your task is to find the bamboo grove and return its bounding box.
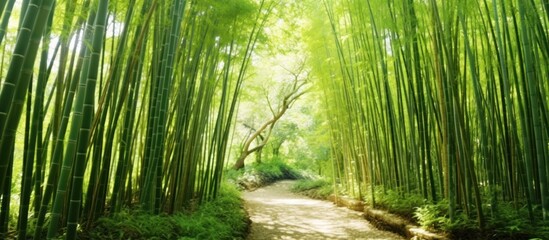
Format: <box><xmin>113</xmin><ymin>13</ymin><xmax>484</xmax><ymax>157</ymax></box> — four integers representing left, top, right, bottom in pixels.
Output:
<box><xmin>0</xmin><ymin>0</ymin><xmax>274</xmax><ymax>238</ymax></box>
<box><xmin>308</xmin><ymin>0</ymin><xmax>549</xmax><ymax>228</ymax></box>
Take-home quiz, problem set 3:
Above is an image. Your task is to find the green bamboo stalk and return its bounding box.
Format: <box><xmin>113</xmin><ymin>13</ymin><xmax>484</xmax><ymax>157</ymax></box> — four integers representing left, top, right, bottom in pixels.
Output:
<box><xmin>141</xmin><ymin>0</ymin><xmax>187</xmax><ymax>213</ymax></box>
<box><xmin>47</xmin><ymin>6</ymin><xmax>97</xmax><ymax>238</ymax></box>
<box><xmin>17</xmin><ymin>5</ymin><xmax>55</xmax><ymax>239</ymax></box>
<box><xmin>33</xmin><ymin>28</ymin><xmax>86</xmax><ymax>240</ymax></box>
<box><xmin>0</xmin><ymin>0</ymin><xmax>56</xmax><ymax>197</ymax></box>
<box><xmin>518</xmin><ymin>0</ymin><xmax>549</xmax><ymax>220</ymax></box>
<box><xmin>0</xmin><ymin>159</ymin><xmax>13</xmax><ymax>238</ymax></box>
<box><xmin>110</xmin><ymin>0</ymin><xmax>155</xmax><ymax>213</ymax></box>
<box><xmin>0</xmin><ymin>0</ymin><xmax>16</xmax><ymax>45</ymax></box>
<box><xmin>64</xmin><ymin>0</ymin><xmax>109</xmax><ymax>238</ymax></box>
<box><xmin>84</xmin><ymin>0</ymin><xmax>138</xmax><ymax>223</ymax></box>
<box><xmin>459</xmin><ymin>9</ymin><xmax>486</xmax><ymax>227</ymax></box>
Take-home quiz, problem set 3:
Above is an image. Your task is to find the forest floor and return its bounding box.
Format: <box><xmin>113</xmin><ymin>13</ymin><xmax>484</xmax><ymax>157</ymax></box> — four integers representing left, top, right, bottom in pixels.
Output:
<box><xmin>242</xmin><ymin>180</ymin><xmax>404</xmax><ymax>240</ymax></box>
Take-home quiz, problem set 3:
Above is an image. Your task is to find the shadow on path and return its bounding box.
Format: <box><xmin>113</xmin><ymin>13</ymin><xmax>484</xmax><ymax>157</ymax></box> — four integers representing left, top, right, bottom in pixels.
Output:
<box><xmin>243</xmin><ymin>180</ymin><xmax>404</xmax><ymax>240</ymax></box>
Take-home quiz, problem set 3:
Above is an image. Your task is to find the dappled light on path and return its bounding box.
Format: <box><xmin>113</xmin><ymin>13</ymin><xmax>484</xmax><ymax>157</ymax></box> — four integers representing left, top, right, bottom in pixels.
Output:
<box><xmin>243</xmin><ymin>181</ymin><xmax>403</xmax><ymax>240</ymax></box>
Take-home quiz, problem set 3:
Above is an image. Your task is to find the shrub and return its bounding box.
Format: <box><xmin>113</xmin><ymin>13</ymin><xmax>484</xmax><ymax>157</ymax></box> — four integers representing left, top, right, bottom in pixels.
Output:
<box><xmin>252</xmin><ymin>158</ymin><xmax>301</xmax><ymax>183</ymax></box>
<box><xmin>414</xmin><ymin>200</ymin><xmax>449</xmax><ymax>230</ymax></box>
<box><xmin>364</xmin><ymin>187</ymin><xmax>425</xmax><ymax>220</ymax></box>
<box><xmin>87</xmin><ymin>210</ymin><xmax>178</xmax><ymax>239</ymax></box>
<box><xmin>84</xmin><ymin>183</ymin><xmax>248</xmax><ymax>240</ymax></box>
<box><xmin>291</xmin><ymin>179</ymin><xmax>333</xmax><ymax>199</ymax></box>
<box><xmin>414</xmin><ymin>199</ymin><xmax>549</xmax><ymax>239</ymax></box>
<box><xmin>173</xmin><ymin>182</ymin><xmax>249</xmax><ymax>240</ymax></box>
<box><xmin>227</xmin><ymin>158</ymin><xmax>302</xmax><ymax>190</ymax></box>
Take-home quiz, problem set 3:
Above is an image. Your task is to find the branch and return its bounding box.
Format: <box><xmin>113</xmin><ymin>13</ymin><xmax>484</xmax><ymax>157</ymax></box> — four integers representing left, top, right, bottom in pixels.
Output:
<box><xmin>233</xmin><ymin>61</ymin><xmax>310</xmax><ymax>169</ymax></box>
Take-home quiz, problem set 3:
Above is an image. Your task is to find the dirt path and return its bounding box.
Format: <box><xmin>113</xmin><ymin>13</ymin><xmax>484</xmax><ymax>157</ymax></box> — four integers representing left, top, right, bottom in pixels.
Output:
<box><xmin>242</xmin><ymin>180</ymin><xmax>404</xmax><ymax>240</ymax></box>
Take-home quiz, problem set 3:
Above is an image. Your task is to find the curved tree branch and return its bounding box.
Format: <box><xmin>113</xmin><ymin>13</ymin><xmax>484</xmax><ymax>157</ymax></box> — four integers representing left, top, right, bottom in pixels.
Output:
<box><xmin>232</xmin><ymin>63</ymin><xmax>309</xmax><ymax>170</ymax></box>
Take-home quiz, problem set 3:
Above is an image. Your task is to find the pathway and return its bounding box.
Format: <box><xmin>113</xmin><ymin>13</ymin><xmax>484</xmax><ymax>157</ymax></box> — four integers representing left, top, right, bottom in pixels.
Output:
<box><xmin>242</xmin><ymin>180</ymin><xmax>404</xmax><ymax>240</ymax></box>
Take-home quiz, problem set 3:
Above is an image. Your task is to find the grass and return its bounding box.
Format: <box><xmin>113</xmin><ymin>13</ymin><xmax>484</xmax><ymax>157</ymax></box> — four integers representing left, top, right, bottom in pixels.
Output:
<box><xmin>81</xmin><ymin>182</ymin><xmax>249</xmax><ymax>240</ymax></box>
<box><xmin>290</xmin><ymin>179</ymin><xmax>333</xmax><ymax>199</ymax></box>
<box><xmin>363</xmin><ymin>187</ymin><xmax>426</xmax><ymax>220</ymax></box>
<box><xmin>360</xmin><ymin>187</ymin><xmax>549</xmax><ymax>239</ymax></box>
<box><xmin>226</xmin><ymin>157</ymin><xmax>302</xmax><ymax>190</ymax></box>
<box><xmin>414</xmin><ymin>200</ymin><xmax>549</xmax><ymax>239</ymax></box>
<box><xmin>252</xmin><ymin>158</ymin><xmax>301</xmax><ymax>183</ymax></box>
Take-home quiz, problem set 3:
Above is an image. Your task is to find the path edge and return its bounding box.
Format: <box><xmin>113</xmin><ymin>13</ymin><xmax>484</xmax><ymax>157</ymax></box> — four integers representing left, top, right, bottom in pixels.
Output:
<box><xmin>327</xmin><ymin>194</ymin><xmax>449</xmax><ymax>240</ymax></box>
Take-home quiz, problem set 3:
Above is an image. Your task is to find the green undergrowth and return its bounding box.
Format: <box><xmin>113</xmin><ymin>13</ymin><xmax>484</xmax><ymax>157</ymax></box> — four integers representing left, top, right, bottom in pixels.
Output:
<box><xmin>252</xmin><ymin>158</ymin><xmax>301</xmax><ymax>183</ymax></box>
<box><xmin>290</xmin><ymin>180</ymin><xmax>549</xmax><ymax>239</ymax></box>
<box><xmin>363</xmin><ymin>187</ymin><xmax>425</xmax><ymax>220</ymax></box>
<box><xmin>414</xmin><ymin>200</ymin><xmax>549</xmax><ymax>239</ymax></box>
<box><xmin>290</xmin><ymin>179</ymin><xmax>334</xmax><ymax>199</ymax></box>
<box><xmin>362</xmin><ymin>187</ymin><xmax>549</xmax><ymax>239</ymax></box>
<box><xmin>226</xmin><ymin>158</ymin><xmax>302</xmax><ymax>189</ymax></box>
<box><xmin>82</xmin><ymin>183</ymin><xmax>249</xmax><ymax>240</ymax></box>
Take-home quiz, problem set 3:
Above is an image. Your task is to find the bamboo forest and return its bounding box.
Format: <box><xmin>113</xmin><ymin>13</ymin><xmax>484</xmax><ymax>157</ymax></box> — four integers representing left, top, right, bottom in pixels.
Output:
<box><xmin>0</xmin><ymin>0</ymin><xmax>548</xmax><ymax>239</ymax></box>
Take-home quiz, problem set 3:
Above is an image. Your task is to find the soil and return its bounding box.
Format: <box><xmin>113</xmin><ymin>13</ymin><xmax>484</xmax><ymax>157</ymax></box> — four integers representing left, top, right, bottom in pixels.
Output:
<box><xmin>242</xmin><ymin>180</ymin><xmax>404</xmax><ymax>240</ymax></box>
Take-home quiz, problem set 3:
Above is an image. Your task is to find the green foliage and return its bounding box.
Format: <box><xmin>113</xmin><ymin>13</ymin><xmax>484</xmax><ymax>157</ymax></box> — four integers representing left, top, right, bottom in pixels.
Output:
<box><xmin>291</xmin><ymin>179</ymin><xmax>334</xmax><ymax>199</ymax></box>
<box><xmin>415</xmin><ymin>200</ymin><xmax>549</xmax><ymax>239</ymax></box>
<box><xmin>89</xmin><ymin>211</ymin><xmax>179</xmax><ymax>239</ymax></box>
<box><xmin>224</xmin><ymin>168</ymin><xmax>244</xmax><ymax>183</ymax></box>
<box><xmin>201</xmin><ymin>0</ymin><xmax>256</xmax><ymax>21</ymax></box>
<box><xmin>174</xmin><ymin>183</ymin><xmax>249</xmax><ymax>240</ymax></box>
<box><xmin>414</xmin><ymin>201</ymin><xmax>446</xmax><ymax>230</ymax></box>
<box><xmin>226</xmin><ymin>157</ymin><xmax>302</xmax><ymax>190</ymax></box>
<box><xmin>197</xmin><ymin>0</ymin><xmax>258</xmax><ymax>45</ymax></box>
<box><xmin>251</xmin><ymin>157</ymin><xmax>302</xmax><ymax>184</ymax></box>
<box><xmin>414</xmin><ymin>200</ymin><xmax>473</xmax><ymax>232</ymax></box>
<box><xmin>291</xmin><ymin>179</ymin><xmax>329</xmax><ymax>191</ymax></box>
<box><xmin>84</xmin><ymin>183</ymin><xmax>248</xmax><ymax>240</ymax></box>
<box><xmin>364</xmin><ymin>188</ymin><xmax>426</xmax><ymax>220</ymax></box>
<box><xmin>365</xmin><ymin>190</ymin><xmax>549</xmax><ymax>238</ymax></box>
<box><xmin>485</xmin><ymin>203</ymin><xmax>549</xmax><ymax>240</ymax></box>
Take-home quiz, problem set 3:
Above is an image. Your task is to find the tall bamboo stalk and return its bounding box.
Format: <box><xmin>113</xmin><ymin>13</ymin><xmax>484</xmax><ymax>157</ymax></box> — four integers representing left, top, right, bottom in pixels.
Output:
<box><xmin>311</xmin><ymin>0</ymin><xmax>549</xmax><ymax>228</ymax></box>
<box><xmin>1</xmin><ymin>0</ymin><xmax>271</xmax><ymax>238</ymax></box>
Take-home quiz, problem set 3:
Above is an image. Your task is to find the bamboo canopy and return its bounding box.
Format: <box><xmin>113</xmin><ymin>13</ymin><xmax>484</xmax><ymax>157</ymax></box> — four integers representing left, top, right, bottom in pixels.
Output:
<box><xmin>0</xmin><ymin>0</ymin><xmax>548</xmax><ymax>238</ymax></box>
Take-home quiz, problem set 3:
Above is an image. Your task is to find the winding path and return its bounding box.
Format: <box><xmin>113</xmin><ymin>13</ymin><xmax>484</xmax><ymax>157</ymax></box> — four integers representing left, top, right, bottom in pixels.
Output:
<box><xmin>243</xmin><ymin>180</ymin><xmax>404</xmax><ymax>240</ymax></box>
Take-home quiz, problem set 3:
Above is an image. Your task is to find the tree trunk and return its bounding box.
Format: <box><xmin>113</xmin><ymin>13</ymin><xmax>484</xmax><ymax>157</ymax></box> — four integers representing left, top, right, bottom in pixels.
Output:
<box><xmin>256</xmin><ymin>148</ymin><xmax>263</xmax><ymax>164</ymax></box>
<box><xmin>231</xmin><ymin>63</ymin><xmax>308</xmax><ymax>170</ymax></box>
<box><xmin>233</xmin><ymin>154</ymin><xmax>248</xmax><ymax>170</ymax></box>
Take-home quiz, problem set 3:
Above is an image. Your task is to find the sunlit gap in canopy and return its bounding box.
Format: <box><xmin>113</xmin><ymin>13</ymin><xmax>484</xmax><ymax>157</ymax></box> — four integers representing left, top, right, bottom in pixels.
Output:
<box><xmin>47</xmin><ymin>15</ymin><xmax>124</xmax><ymax>71</ymax></box>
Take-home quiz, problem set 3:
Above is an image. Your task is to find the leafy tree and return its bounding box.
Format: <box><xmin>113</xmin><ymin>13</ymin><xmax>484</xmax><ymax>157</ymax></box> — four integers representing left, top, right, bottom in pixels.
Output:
<box><xmin>233</xmin><ymin>62</ymin><xmax>309</xmax><ymax>170</ymax></box>
<box><xmin>269</xmin><ymin>121</ymin><xmax>298</xmax><ymax>158</ymax></box>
